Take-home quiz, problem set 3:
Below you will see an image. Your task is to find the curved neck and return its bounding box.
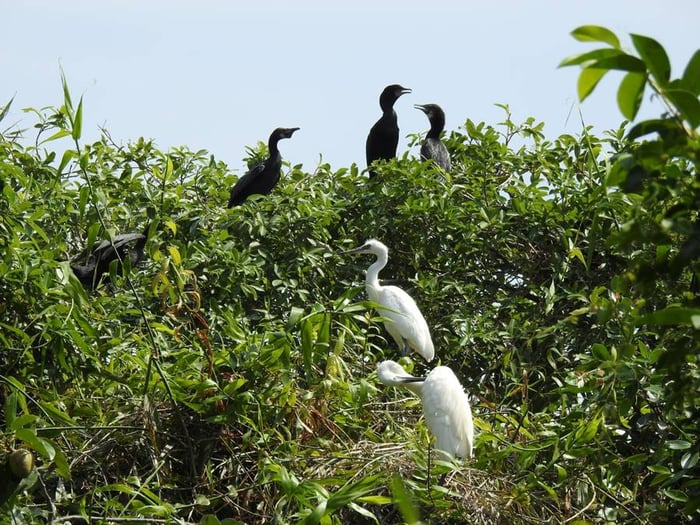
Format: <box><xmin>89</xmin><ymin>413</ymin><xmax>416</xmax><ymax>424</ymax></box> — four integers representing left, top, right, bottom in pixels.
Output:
<box><xmin>427</xmin><ymin>116</ymin><xmax>445</xmax><ymax>139</ymax></box>
<box><xmin>380</xmin><ymin>95</ymin><xmax>397</xmax><ymax>113</ymax></box>
<box><xmin>365</xmin><ymin>250</ymin><xmax>388</xmax><ymax>292</ymax></box>
<box><xmin>401</xmin><ymin>380</ymin><xmax>424</xmax><ymax>395</ymax></box>
<box><xmin>268</xmin><ymin>136</ymin><xmax>281</xmax><ymax>157</ymax></box>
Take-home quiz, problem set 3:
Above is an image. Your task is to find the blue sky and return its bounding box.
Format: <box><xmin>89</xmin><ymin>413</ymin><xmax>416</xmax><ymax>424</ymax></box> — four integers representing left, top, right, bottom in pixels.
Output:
<box><xmin>3</xmin><ymin>1</ymin><xmax>699</xmax><ymax>175</ymax></box>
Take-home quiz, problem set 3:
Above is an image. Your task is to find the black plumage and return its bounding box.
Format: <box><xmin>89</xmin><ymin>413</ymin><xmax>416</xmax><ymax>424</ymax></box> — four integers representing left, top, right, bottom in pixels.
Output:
<box><xmin>70</xmin><ymin>227</ymin><xmax>148</xmax><ymax>291</ymax></box>
<box><xmin>365</xmin><ymin>84</ymin><xmax>411</xmax><ymax>178</ymax></box>
<box><xmin>227</xmin><ymin>127</ymin><xmax>299</xmax><ymax>207</ymax></box>
<box><xmin>415</xmin><ymin>103</ymin><xmax>451</xmax><ymax>172</ymax></box>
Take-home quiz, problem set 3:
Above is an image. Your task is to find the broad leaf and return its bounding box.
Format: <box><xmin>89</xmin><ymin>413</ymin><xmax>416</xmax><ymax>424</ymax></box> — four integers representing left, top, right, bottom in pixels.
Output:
<box><xmin>631</xmin><ymin>33</ymin><xmax>671</xmax><ymax>85</ymax></box>
<box><xmin>588</xmin><ymin>54</ymin><xmax>646</xmax><ymax>73</ymax></box>
<box><xmin>577</xmin><ymin>68</ymin><xmax>608</xmax><ymax>101</ymax></box>
<box><xmin>559</xmin><ymin>48</ymin><xmax>627</xmax><ymax>67</ymax></box>
<box><xmin>571</xmin><ymin>25</ymin><xmax>620</xmax><ymax>48</ymax></box>
<box><xmin>617</xmin><ymin>72</ymin><xmax>646</xmax><ymax>120</ymax></box>
<box><xmin>664</xmin><ymin>88</ymin><xmax>700</xmax><ymax>128</ymax></box>
<box><xmin>681</xmin><ymin>49</ymin><xmax>700</xmax><ymax>95</ymax></box>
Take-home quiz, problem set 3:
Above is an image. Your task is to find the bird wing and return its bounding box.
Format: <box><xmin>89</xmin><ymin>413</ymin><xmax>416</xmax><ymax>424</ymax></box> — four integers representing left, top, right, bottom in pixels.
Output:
<box><xmin>228</xmin><ymin>163</ymin><xmax>265</xmax><ymax>207</ymax></box>
<box><xmin>96</xmin><ymin>233</ymin><xmax>146</xmax><ymax>263</ymax></box>
<box><xmin>421</xmin><ymin>368</ymin><xmax>473</xmax><ymax>459</ymax></box>
<box><xmin>377</xmin><ymin>286</ymin><xmax>434</xmax><ymax>361</ymax></box>
<box><xmin>421</xmin><ymin>139</ymin><xmax>451</xmax><ymax>172</ymax></box>
<box><xmin>366</xmin><ymin>116</ymin><xmax>400</xmax><ymax>165</ymax></box>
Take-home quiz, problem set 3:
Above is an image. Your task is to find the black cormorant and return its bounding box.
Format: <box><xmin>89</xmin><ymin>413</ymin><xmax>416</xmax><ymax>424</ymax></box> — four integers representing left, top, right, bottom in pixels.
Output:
<box><xmin>414</xmin><ymin>103</ymin><xmax>451</xmax><ymax>172</ymax></box>
<box><xmin>365</xmin><ymin>84</ymin><xmax>411</xmax><ymax>178</ymax></box>
<box><xmin>227</xmin><ymin>127</ymin><xmax>300</xmax><ymax>207</ymax></box>
<box><xmin>71</xmin><ymin>227</ymin><xmax>148</xmax><ymax>290</ymax></box>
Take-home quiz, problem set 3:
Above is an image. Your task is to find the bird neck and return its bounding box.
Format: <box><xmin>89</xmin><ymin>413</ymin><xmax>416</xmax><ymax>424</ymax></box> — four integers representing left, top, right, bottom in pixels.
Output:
<box><xmin>427</xmin><ymin>118</ymin><xmax>445</xmax><ymax>139</ymax></box>
<box><xmin>267</xmin><ymin>137</ymin><xmax>282</xmax><ymax>157</ymax></box>
<box><xmin>402</xmin><ymin>380</ymin><xmax>424</xmax><ymax>395</ymax></box>
<box><xmin>365</xmin><ymin>251</ymin><xmax>388</xmax><ymax>296</ymax></box>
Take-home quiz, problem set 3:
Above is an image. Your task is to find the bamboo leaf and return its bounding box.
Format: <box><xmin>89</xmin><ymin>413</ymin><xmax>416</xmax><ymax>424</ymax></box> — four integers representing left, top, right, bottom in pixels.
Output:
<box><xmin>72</xmin><ymin>96</ymin><xmax>83</xmax><ymax>140</ymax></box>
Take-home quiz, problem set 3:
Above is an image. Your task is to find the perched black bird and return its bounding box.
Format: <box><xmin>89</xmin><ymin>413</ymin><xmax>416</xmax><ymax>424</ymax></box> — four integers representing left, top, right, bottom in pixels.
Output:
<box><xmin>70</xmin><ymin>226</ymin><xmax>149</xmax><ymax>291</ymax></box>
<box><xmin>365</xmin><ymin>84</ymin><xmax>411</xmax><ymax>178</ymax></box>
<box><xmin>227</xmin><ymin>127</ymin><xmax>300</xmax><ymax>207</ymax></box>
<box><xmin>414</xmin><ymin>103</ymin><xmax>451</xmax><ymax>172</ymax></box>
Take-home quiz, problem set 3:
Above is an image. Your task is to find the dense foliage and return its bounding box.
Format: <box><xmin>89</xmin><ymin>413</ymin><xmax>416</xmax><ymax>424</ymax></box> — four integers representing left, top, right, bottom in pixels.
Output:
<box><xmin>1</xmin><ymin>26</ymin><xmax>698</xmax><ymax>524</ymax></box>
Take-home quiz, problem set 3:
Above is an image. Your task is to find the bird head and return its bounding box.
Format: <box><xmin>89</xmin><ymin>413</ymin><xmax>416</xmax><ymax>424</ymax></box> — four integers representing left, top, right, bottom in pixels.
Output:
<box><xmin>340</xmin><ymin>238</ymin><xmax>387</xmax><ymax>256</ymax></box>
<box><xmin>414</xmin><ymin>103</ymin><xmax>445</xmax><ymax>123</ymax></box>
<box><xmin>379</xmin><ymin>84</ymin><xmax>411</xmax><ymax>109</ymax></box>
<box><xmin>271</xmin><ymin>127</ymin><xmax>300</xmax><ymax>141</ymax></box>
<box><xmin>377</xmin><ymin>360</ymin><xmax>425</xmax><ymax>390</ymax></box>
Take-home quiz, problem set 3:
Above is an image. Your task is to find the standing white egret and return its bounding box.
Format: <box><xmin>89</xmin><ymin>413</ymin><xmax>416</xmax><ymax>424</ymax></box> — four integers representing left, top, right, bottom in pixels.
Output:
<box><xmin>377</xmin><ymin>360</ymin><xmax>474</xmax><ymax>459</ymax></box>
<box><xmin>343</xmin><ymin>239</ymin><xmax>434</xmax><ymax>362</ymax></box>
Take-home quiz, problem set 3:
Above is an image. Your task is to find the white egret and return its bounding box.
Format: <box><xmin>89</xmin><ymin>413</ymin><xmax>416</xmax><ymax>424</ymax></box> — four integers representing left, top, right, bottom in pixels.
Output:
<box><xmin>343</xmin><ymin>239</ymin><xmax>435</xmax><ymax>362</ymax></box>
<box><xmin>377</xmin><ymin>360</ymin><xmax>474</xmax><ymax>459</ymax></box>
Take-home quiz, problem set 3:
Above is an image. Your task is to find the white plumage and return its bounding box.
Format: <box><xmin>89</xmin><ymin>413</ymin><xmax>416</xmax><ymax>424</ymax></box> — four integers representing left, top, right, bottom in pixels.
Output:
<box><xmin>377</xmin><ymin>360</ymin><xmax>474</xmax><ymax>459</ymax></box>
<box><xmin>343</xmin><ymin>239</ymin><xmax>434</xmax><ymax>362</ymax></box>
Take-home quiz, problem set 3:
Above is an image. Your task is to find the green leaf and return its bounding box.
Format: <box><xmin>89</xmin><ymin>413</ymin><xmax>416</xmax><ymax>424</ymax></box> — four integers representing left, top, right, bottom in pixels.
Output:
<box><xmin>664</xmin><ymin>88</ymin><xmax>700</xmax><ymax>128</ymax></box>
<box><xmin>681</xmin><ymin>452</ymin><xmax>699</xmax><ymax>470</ymax></box>
<box><xmin>10</xmin><ymin>414</ymin><xmax>39</xmax><ymax>430</ymax></box>
<box><xmin>578</xmin><ymin>68</ymin><xmax>609</xmax><ymax>102</ymax></box>
<box><xmin>571</xmin><ymin>25</ymin><xmax>620</xmax><ymax>48</ymax></box>
<box><xmin>60</xmin><ymin>67</ymin><xmax>73</xmax><ymax>112</ymax></box>
<box><xmin>667</xmin><ymin>439</ymin><xmax>691</xmax><ymax>450</ymax></box>
<box><xmin>559</xmin><ymin>48</ymin><xmax>627</xmax><ymax>68</ymax></box>
<box><xmin>5</xmin><ymin>393</ymin><xmax>17</xmax><ymax>431</ymax></box>
<box><xmin>15</xmin><ymin>429</ymin><xmax>56</xmax><ymax>460</ymax></box>
<box><xmin>53</xmin><ymin>446</ymin><xmax>71</xmax><ymax>479</ymax></box>
<box><xmin>631</xmin><ymin>33</ymin><xmax>671</xmax><ymax>85</ymax></box>
<box><xmin>588</xmin><ymin>54</ymin><xmax>646</xmax><ymax>73</ymax></box>
<box><xmin>390</xmin><ymin>475</ymin><xmax>420</xmax><ymax>525</ymax></box>
<box><xmin>626</xmin><ymin>118</ymin><xmax>681</xmax><ymax>140</ymax></box>
<box><xmin>682</xmin><ymin>49</ymin><xmax>700</xmax><ymax>95</ymax></box>
<box><xmin>58</xmin><ymin>149</ymin><xmax>78</xmax><ymax>176</ymax></box>
<box><xmin>617</xmin><ymin>72</ymin><xmax>646</xmax><ymax>120</ymax></box>
<box><xmin>0</xmin><ymin>95</ymin><xmax>14</xmax><ymax>123</ymax></box>
<box><xmin>72</xmin><ymin>96</ymin><xmax>83</xmax><ymax>141</ymax></box>
<box><xmin>639</xmin><ymin>307</ymin><xmax>700</xmax><ymax>328</ymax></box>
<box><xmin>662</xmin><ymin>489</ymin><xmax>688</xmax><ymax>502</ymax></box>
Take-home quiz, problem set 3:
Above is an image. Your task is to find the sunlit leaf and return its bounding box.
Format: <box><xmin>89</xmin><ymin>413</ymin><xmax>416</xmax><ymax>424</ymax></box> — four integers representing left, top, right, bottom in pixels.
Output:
<box><xmin>664</xmin><ymin>88</ymin><xmax>700</xmax><ymax>128</ymax></box>
<box><xmin>631</xmin><ymin>33</ymin><xmax>671</xmax><ymax>85</ymax></box>
<box><xmin>617</xmin><ymin>72</ymin><xmax>646</xmax><ymax>120</ymax></box>
<box><xmin>72</xmin><ymin>96</ymin><xmax>83</xmax><ymax>140</ymax></box>
<box><xmin>571</xmin><ymin>25</ymin><xmax>620</xmax><ymax>48</ymax></box>
<box><xmin>577</xmin><ymin>68</ymin><xmax>609</xmax><ymax>101</ymax></box>
<box><xmin>559</xmin><ymin>48</ymin><xmax>627</xmax><ymax>67</ymax></box>
<box><xmin>681</xmin><ymin>49</ymin><xmax>700</xmax><ymax>95</ymax></box>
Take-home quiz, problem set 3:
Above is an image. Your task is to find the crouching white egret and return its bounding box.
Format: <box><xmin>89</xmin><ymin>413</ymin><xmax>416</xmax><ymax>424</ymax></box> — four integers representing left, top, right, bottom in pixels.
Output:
<box><xmin>342</xmin><ymin>239</ymin><xmax>434</xmax><ymax>362</ymax></box>
<box><xmin>377</xmin><ymin>360</ymin><xmax>474</xmax><ymax>459</ymax></box>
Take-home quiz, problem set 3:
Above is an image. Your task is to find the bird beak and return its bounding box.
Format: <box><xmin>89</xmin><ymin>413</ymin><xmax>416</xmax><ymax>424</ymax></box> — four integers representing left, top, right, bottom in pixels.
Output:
<box><xmin>400</xmin><ymin>376</ymin><xmax>426</xmax><ymax>383</ymax></box>
<box><xmin>401</xmin><ymin>88</ymin><xmax>412</xmax><ymax>96</ymax></box>
<box><xmin>339</xmin><ymin>245</ymin><xmax>365</xmax><ymax>255</ymax></box>
<box><xmin>414</xmin><ymin>104</ymin><xmax>426</xmax><ymax>111</ymax></box>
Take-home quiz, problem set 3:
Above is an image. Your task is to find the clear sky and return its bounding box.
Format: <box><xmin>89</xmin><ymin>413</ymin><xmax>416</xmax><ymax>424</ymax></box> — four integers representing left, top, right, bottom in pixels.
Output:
<box><xmin>3</xmin><ymin>1</ymin><xmax>699</xmax><ymax>175</ymax></box>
